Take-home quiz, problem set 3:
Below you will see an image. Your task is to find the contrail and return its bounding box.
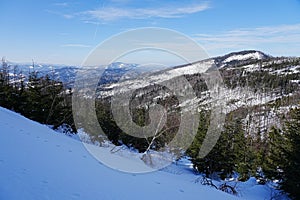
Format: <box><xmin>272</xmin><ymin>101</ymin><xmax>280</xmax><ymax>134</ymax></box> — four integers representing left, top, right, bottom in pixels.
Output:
<box><xmin>93</xmin><ymin>0</ymin><xmax>106</xmax><ymax>40</ymax></box>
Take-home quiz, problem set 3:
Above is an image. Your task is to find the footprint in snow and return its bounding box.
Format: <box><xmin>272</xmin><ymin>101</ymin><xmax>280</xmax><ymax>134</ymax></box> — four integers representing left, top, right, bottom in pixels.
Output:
<box><xmin>155</xmin><ymin>181</ymin><xmax>161</xmax><ymax>185</ymax></box>
<box><xmin>56</xmin><ymin>144</ymin><xmax>60</xmax><ymax>147</ymax></box>
<box><xmin>68</xmin><ymin>150</ymin><xmax>72</xmax><ymax>153</ymax></box>
<box><xmin>179</xmin><ymin>189</ymin><xmax>184</xmax><ymax>193</ymax></box>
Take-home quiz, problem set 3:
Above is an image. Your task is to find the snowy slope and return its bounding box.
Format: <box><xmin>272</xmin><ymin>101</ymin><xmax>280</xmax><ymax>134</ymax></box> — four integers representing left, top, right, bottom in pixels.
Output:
<box><xmin>0</xmin><ymin>107</ymin><xmax>241</xmax><ymax>200</ymax></box>
<box><xmin>223</xmin><ymin>52</ymin><xmax>265</xmax><ymax>63</ymax></box>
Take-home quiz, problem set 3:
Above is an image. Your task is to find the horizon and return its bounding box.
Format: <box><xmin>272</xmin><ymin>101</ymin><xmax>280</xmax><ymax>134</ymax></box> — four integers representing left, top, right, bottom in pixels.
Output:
<box><xmin>2</xmin><ymin>49</ymin><xmax>297</xmax><ymax>68</ymax></box>
<box><xmin>1</xmin><ymin>0</ymin><xmax>300</xmax><ymax>65</ymax></box>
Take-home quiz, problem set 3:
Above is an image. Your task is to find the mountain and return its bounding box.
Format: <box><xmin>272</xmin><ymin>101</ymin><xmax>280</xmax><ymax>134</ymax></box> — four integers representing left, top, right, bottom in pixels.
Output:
<box><xmin>99</xmin><ymin>62</ymin><xmax>139</xmax><ymax>84</ymax></box>
<box><xmin>2</xmin><ymin>61</ymin><xmax>140</xmax><ymax>87</ymax></box>
<box><xmin>6</xmin><ymin>50</ymin><xmax>297</xmax><ymax>141</ymax></box>
<box><xmin>88</xmin><ymin>50</ymin><xmax>299</xmax><ymax>146</ymax></box>
<box><xmin>214</xmin><ymin>50</ymin><xmax>270</xmax><ymax>68</ymax></box>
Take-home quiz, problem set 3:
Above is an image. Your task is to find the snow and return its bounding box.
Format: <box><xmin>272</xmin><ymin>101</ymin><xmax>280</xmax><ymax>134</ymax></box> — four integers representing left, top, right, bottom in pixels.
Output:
<box><xmin>0</xmin><ymin>107</ymin><xmax>287</xmax><ymax>200</ymax></box>
<box><xmin>242</xmin><ymin>64</ymin><xmax>260</xmax><ymax>72</ymax></box>
<box><xmin>100</xmin><ymin>60</ymin><xmax>213</xmax><ymax>97</ymax></box>
<box><xmin>0</xmin><ymin>107</ymin><xmax>237</xmax><ymax>200</ymax></box>
<box><xmin>272</xmin><ymin>65</ymin><xmax>300</xmax><ymax>75</ymax></box>
<box><xmin>291</xmin><ymin>80</ymin><xmax>300</xmax><ymax>84</ymax></box>
<box><xmin>224</xmin><ymin>52</ymin><xmax>264</xmax><ymax>63</ymax></box>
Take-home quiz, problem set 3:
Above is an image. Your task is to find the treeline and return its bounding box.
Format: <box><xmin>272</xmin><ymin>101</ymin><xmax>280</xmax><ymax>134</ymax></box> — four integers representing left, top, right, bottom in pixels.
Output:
<box><xmin>0</xmin><ymin>59</ymin><xmax>75</xmax><ymax>133</ymax></box>
<box><xmin>186</xmin><ymin>108</ymin><xmax>300</xmax><ymax>199</ymax></box>
<box><xmin>95</xmin><ymin>93</ymin><xmax>181</xmax><ymax>152</ymax></box>
<box><xmin>220</xmin><ymin>65</ymin><xmax>299</xmax><ymax>95</ymax></box>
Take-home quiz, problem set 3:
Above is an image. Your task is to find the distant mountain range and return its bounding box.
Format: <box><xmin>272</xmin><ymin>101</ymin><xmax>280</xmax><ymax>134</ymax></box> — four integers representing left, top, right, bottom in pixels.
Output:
<box><xmin>92</xmin><ymin>50</ymin><xmax>300</xmax><ymax>137</ymax></box>
<box><xmin>4</xmin><ymin>51</ymin><xmax>300</xmax><ymax>133</ymax></box>
<box><xmin>3</xmin><ymin>61</ymin><xmax>141</xmax><ymax>87</ymax></box>
<box><xmin>1</xmin><ymin>50</ymin><xmax>276</xmax><ymax>87</ymax></box>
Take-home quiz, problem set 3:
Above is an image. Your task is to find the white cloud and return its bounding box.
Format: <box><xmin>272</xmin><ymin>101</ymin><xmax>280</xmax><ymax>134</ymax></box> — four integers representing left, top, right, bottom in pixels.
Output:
<box><xmin>82</xmin><ymin>2</ymin><xmax>210</xmax><ymax>21</ymax></box>
<box><xmin>194</xmin><ymin>24</ymin><xmax>300</xmax><ymax>56</ymax></box>
<box><xmin>83</xmin><ymin>20</ymin><xmax>100</xmax><ymax>25</ymax></box>
<box><xmin>61</xmin><ymin>44</ymin><xmax>92</xmax><ymax>48</ymax></box>
<box><xmin>45</xmin><ymin>9</ymin><xmax>74</xmax><ymax>19</ymax></box>
<box><xmin>53</xmin><ymin>2</ymin><xmax>69</xmax><ymax>7</ymax></box>
<box><xmin>62</xmin><ymin>14</ymin><xmax>74</xmax><ymax>19</ymax></box>
<box><xmin>196</xmin><ymin>24</ymin><xmax>300</xmax><ymax>43</ymax></box>
<box><xmin>108</xmin><ymin>0</ymin><xmax>132</xmax><ymax>4</ymax></box>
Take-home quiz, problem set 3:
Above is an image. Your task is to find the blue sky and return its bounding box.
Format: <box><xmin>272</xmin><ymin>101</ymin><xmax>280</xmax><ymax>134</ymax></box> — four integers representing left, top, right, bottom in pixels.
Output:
<box><xmin>1</xmin><ymin>0</ymin><xmax>300</xmax><ymax>65</ymax></box>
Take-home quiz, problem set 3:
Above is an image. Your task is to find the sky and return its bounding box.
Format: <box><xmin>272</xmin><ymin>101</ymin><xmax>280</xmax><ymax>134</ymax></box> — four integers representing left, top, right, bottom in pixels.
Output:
<box><xmin>1</xmin><ymin>0</ymin><xmax>300</xmax><ymax>66</ymax></box>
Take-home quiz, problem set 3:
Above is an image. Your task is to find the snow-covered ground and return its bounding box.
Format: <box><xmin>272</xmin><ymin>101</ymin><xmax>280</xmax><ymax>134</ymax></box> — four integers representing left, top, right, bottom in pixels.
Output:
<box><xmin>223</xmin><ymin>52</ymin><xmax>265</xmax><ymax>63</ymax></box>
<box><xmin>0</xmin><ymin>107</ymin><xmax>285</xmax><ymax>200</ymax></box>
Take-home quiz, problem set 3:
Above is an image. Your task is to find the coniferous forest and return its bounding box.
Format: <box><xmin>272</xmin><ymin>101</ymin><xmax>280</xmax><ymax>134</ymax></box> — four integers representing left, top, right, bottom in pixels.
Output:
<box><xmin>0</xmin><ymin>59</ymin><xmax>75</xmax><ymax>133</ymax></box>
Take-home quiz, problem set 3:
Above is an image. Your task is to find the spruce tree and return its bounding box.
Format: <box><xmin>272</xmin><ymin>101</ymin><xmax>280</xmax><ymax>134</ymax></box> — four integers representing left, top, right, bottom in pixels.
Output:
<box><xmin>281</xmin><ymin>108</ymin><xmax>300</xmax><ymax>199</ymax></box>
<box><xmin>262</xmin><ymin>127</ymin><xmax>286</xmax><ymax>181</ymax></box>
<box><xmin>188</xmin><ymin>112</ymin><xmax>253</xmax><ymax>180</ymax></box>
